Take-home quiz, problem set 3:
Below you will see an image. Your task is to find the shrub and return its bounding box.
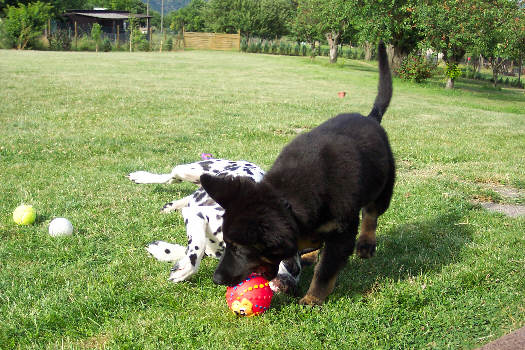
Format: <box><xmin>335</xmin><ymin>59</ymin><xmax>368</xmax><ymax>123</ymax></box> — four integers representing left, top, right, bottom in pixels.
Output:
<box><xmin>248</xmin><ymin>39</ymin><xmax>262</xmax><ymax>53</ymax></box>
<box><xmin>48</xmin><ymin>29</ymin><xmax>72</xmax><ymax>51</ymax></box>
<box><xmin>240</xmin><ymin>37</ymin><xmax>248</xmax><ymax>52</ymax></box>
<box><xmin>77</xmin><ymin>35</ymin><xmax>95</xmax><ymax>51</ymax></box>
<box><xmin>271</xmin><ymin>41</ymin><xmax>278</xmax><ymax>54</ymax></box>
<box><xmin>165</xmin><ymin>37</ymin><xmax>173</xmax><ymax>51</ymax></box>
<box><xmin>102</xmin><ymin>38</ymin><xmax>112</xmax><ymax>52</ymax></box>
<box><xmin>278</xmin><ymin>41</ymin><xmax>287</xmax><ymax>55</ymax></box>
<box><xmin>293</xmin><ymin>44</ymin><xmax>300</xmax><ymax>56</ymax></box>
<box><xmin>263</xmin><ymin>41</ymin><xmax>270</xmax><ymax>54</ymax></box>
<box><xmin>3</xmin><ymin>2</ymin><xmax>53</xmax><ymax>49</ymax></box>
<box><xmin>397</xmin><ymin>53</ymin><xmax>436</xmax><ymax>83</ymax></box>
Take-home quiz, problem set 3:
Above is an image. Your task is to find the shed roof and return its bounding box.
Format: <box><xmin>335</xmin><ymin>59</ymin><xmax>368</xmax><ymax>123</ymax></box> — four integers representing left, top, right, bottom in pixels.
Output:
<box><xmin>64</xmin><ymin>10</ymin><xmax>151</xmax><ymax>20</ymax></box>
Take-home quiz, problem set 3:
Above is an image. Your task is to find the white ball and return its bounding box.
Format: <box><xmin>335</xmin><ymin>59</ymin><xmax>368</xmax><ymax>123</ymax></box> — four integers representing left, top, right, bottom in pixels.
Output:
<box><xmin>48</xmin><ymin>218</ymin><xmax>74</xmax><ymax>237</ymax></box>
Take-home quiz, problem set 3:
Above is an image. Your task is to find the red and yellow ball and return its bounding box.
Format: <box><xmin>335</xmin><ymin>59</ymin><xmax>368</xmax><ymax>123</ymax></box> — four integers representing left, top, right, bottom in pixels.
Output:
<box><xmin>226</xmin><ymin>273</ymin><xmax>273</xmax><ymax>317</ymax></box>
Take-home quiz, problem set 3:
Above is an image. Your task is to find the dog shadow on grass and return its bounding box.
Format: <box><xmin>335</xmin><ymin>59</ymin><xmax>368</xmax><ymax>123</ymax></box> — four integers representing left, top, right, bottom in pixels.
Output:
<box><xmin>272</xmin><ymin>212</ymin><xmax>472</xmax><ymax>308</ymax></box>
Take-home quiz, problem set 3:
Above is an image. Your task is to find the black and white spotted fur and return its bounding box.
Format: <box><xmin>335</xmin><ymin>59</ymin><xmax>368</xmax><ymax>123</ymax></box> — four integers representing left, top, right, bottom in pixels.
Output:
<box><xmin>128</xmin><ymin>159</ymin><xmax>301</xmax><ymax>293</ymax></box>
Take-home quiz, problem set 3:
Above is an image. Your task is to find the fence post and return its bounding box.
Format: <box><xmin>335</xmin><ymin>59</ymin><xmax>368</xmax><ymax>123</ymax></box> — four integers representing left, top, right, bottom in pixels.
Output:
<box><xmin>237</xmin><ymin>29</ymin><xmax>241</xmax><ymax>50</ymax></box>
<box><xmin>74</xmin><ymin>21</ymin><xmax>77</xmax><ymax>50</ymax></box>
<box><xmin>149</xmin><ymin>26</ymin><xmax>152</xmax><ymax>51</ymax></box>
<box><xmin>182</xmin><ymin>25</ymin><xmax>185</xmax><ymax>49</ymax></box>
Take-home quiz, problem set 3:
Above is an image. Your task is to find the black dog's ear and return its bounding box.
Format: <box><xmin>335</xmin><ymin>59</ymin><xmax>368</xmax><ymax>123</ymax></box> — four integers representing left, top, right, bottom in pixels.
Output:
<box><xmin>200</xmin><ymin>174</ymin><xmax>255</xmax><ymax>209</ymax></box>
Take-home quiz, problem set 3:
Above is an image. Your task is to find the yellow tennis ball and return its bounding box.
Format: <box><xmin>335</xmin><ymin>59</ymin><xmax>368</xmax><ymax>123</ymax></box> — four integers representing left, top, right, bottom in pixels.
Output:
<box><xmin>13</xmin><ymin>205</ymin><xmax>36</xmax><ymax>225</ymax></box>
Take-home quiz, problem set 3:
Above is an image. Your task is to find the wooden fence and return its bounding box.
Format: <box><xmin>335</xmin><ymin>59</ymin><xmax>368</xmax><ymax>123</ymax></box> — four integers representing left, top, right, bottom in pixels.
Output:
<box><xmin>183</xmin><ymin>30</ymin><xmax>240</xmax><ymax>51</ymax></box>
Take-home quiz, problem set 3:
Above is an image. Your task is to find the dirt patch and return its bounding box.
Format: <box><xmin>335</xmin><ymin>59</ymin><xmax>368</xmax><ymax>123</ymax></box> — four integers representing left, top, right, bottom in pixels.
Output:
<box><xmin>484</xmin><ymin>184</ymin><xmax>524</xmax><ymax>199</ymax></box>
<box><xmin>478</xmin><ymin>202</ymin><xmax>525</xmax><ymax>218</ymax></box>
<box><xmin>474</xmin><ymin>184</ymin><xmax>525</xmax><ymax>218</ymax></box>
<box><xmin>476</xmin><ymin>326</ymin><xmax>525</xmax><ymax>349</ymax></box>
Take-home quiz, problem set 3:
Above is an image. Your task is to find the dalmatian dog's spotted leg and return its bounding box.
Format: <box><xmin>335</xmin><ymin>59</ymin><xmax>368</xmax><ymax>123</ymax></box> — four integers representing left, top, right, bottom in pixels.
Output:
<box><xmin>127</xmin><ymin>171</ymin><xmax>175</xmax><ymax>184</ymax></box>
<box><xmin>168</xmin><ymin>207</ymin><xmax>208</xmax><ymax>282</ymax></box>
<box><xmin>202</xmin><ymin>206</ymin><xmax>225</xmax><ymax>259</ymax></box>
<box><xmin>128</xmin><ymin>160</ymin><xmax>216</xmax><ymax>186</ymax></box>
<box><xmin>161</xmin><ymin>195</ymin><xmax>192</xmax><ymax>213</ymax></box>
<box><xmin>146</xmin><ymin>241</ymin><xmax>186</xmax><ymax>262</ymax></box>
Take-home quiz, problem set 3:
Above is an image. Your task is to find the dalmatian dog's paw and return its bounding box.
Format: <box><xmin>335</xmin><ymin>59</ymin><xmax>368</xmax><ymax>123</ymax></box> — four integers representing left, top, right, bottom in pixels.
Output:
<box><xmin>127</xmin><ymin>171</ymin><xmax>175</xmax><ymax>184</ymax></box>
<box><xmin>168</xmin><ymin>255</ymin><xmax>199</xmax><ymax>282</ymax></box>
<box><xmin>146</xmin><ymin>241</ymin><xmax>186</xmax><ymax>262</ymax></box>
<box><xmin>269</xmin><ymin>274</ymin><xmax>299</xmax><ymax>295</ymax></box>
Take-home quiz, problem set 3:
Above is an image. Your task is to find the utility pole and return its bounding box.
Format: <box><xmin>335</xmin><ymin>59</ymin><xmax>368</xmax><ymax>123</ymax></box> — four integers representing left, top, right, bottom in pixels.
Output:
<box><xmin>160</xmin><ymin>0</ymin><xmax>164</xmax><ymax>52</ymax></box>
<box><xmin>161</xmin><ymin>0</ymin><xmax>164</xmax><ymax>36</ymax></box>
<box><xmin>147</xmin><ymin>0</ymin><xmax>151</xmax><ymax>50</ymax></box>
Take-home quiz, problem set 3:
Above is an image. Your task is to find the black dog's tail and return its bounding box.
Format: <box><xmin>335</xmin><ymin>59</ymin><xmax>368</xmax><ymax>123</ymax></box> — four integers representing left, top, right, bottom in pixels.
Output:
<box><xmin>368</xmin><ymin>41</ymin><xmax>392</xmax><ymax>124</ymax></box>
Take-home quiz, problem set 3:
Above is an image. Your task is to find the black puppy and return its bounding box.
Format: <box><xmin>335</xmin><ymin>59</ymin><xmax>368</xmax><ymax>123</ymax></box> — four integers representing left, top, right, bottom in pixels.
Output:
<box><xmin>201</xmin><ymin>41</ymin><xmax>394</xmax><ymax>305</ymax></box>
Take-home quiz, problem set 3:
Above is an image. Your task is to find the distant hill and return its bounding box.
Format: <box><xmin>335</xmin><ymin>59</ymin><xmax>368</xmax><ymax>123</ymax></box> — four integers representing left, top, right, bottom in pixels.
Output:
<box><xmin>141</xmin><ymin>0</ymin><xmax>190</xmax><ymax>14</ymax></box>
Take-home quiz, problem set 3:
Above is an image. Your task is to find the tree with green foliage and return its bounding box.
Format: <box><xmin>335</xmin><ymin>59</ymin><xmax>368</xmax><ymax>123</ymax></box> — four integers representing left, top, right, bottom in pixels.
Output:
<box><xmin>170</xmin><ymin>0</ymin><xmax>207</xmax><ymax>32</ymax></box>
<box><xmin>317</xmin><ymin>0</ymin><xmax>351</xmax><ymax>63</ymax></box>
<box><xmin>293</xmin><ymin>0</ymin><xmax>354</xmax><ymax>63</ymax></box>
<box><xmin>2</xmin><ymin>1</ymin><xmax>53</xmax><ymax>49</ymax></box>
<box><xmin>256</xmin><ymin>0</ymin><xmax>295</xmax><ymax>39</ymax></box>
<box><xmin>473</xmin><ymin>0</ymin><xmax>522</xmax><ymax>87</ymax></box>
<box><xmin>292</xmin><ymin>0</ymin><xmax>322</xmax><ymax>57</ymax></box>
<box><xmin>91</xmin><ymin>22</ymin><xmax>101</xmax><ymax>52</ymax></box>
<box><xmin>204</xmin><ymin>0</ymin><xmax>294</xmax><ymax>39</ymax></box>
<box><xmin>511</xmin><ymin>7</ymin><xmax>525</xmax><ymax>84</ymax></box>
<box><xmin>357</xmin><ymin>0</ymin><xmax>422</xmax><ymax>71</ymax></box>
<box><xmin>415</xmin><ymin>0</ymin><xmax>478</xmax><ymax>88</ymax></box>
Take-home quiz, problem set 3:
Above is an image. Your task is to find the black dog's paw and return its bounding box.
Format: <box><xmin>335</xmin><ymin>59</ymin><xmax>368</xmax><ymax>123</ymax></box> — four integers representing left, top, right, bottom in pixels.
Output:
<box><xmin>356</xmin><ymin>239</ymin><xmax>376</xmax><ymax>259</ymax></box>
<box><xmin>269</xmin><ymin>274</ymin><xmax>299</xmax><ymax>296</ymax></box>
<box><xmin>298</xmin><ymin>294</ymin><xmax>324</xmax><ymax>306</ymax></box>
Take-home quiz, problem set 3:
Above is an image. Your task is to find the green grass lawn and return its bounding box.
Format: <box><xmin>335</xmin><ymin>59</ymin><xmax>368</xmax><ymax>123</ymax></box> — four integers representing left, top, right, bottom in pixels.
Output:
<box><xmin>1</xmin><ymin>49</ymin><xmax>524</xmax><ymax>349</ymax></box>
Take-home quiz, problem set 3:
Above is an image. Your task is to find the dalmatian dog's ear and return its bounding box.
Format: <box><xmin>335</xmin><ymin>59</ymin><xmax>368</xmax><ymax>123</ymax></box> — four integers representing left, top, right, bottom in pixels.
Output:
<box><xmin>200</xmin><ymin>174</ymin><xmax>256</xmax><ymax>209</ymax></box>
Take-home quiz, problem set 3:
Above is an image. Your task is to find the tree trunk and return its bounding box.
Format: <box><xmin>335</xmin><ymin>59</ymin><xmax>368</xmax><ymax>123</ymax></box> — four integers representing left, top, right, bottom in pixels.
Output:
<box><xmin>391</xmin><ymin>46</ymin><xmax>406</xmax><ymax>74</ymax></box>
<box><xmin>491</xmin><ymin>57</ymin><xmax>502</xmax><ymax>88</ymax></box>
<box><xmin>478</xmin><ymin>54</ymin><xmax>483</xmax><ymax>72</ymax></box>
<box><xmin>326</xmin><ymin>32</ymin><xmax>340</xmax><ymax>64</ymax></box>
<box><xmin>519</xmin><ymin>57</ymin><xmax>522</xmax><ymax>85</ymax></box>
<box><xmin>446</xmin><ymin>78</ymin><xmax>454</xmax><ymax>89</ymax></box>
<box><xmin>363</xmin><ymin>42</ymin><xmax>372</xmax><ymax>61</ymax></box>
<box><xmin>309</xmin><ymin>42</ymin><xmax>316</xmax><ymax>59</ymax></box>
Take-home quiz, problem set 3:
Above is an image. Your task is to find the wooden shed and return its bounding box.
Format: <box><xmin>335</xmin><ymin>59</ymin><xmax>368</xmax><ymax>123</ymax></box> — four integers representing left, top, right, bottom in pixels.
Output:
<box><xmin>64</xmin><ymin>9</ymin><xmax>151</xmax><ymax>40</ymax></box>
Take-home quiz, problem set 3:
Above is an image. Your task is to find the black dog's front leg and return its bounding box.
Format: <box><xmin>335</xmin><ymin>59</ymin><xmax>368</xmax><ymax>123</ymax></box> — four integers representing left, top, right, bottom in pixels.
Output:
<box><xmin>299</xmin><ymin>218</ymin><xmax>358</xmax><ymax>305</ymax></box>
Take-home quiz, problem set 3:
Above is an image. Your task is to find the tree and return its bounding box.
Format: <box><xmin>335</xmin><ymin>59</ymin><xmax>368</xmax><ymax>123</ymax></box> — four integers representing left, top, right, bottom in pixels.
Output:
<box><xmin>511</xmin><ymin>6</ymin><xmax>525</xmax><ymax>84</ymax></box>
<box><xmin>256</xmin><ymin>0</ymin><xmax>294</xmax><ymax>39</ymax></box>
<box><xmin>318</xmin><ymin>0</ymin><xmax>351</xmax><ymax>63</ymax></box>
<box><xmin>357</xmin><ymin>0</ymin><xmax>422</xmax><ymax>71</ymax></box>
<box><xmin>415</xmin><ymin>0</ymin><xmax>478</xmax><ymax>88</ymax></box>
<box><xmin>91</xmin><ymin>22</ymin><xmax>101</xmax><ymax>52</ymax></box>
<box><xmin>473</xmin><ymin>0</ymin><xmax>522</xmax><ymax>87</ymax></box>
<box><xmin>204</xmin><ymin>0</ymin><xmax>294</xmax><ymax>39</ymax></box>
<box><xmin>3</xmin><ymin>1</ymin><xmax>53</xmax><ymax>50</ymax></box>
<box><xmin>292</xmin><ymin>0</ymin><xmax>322</xmax><ymax>57</ymax></box>
<box><xmin>293</xmin><ymin>0</ymin><xmax>353</xmax><ymax>63</ymax></box>
<box><xmin>170</xmin><ymin>0</ymin><xmax>207</xmax><ymax>32</ymax></box>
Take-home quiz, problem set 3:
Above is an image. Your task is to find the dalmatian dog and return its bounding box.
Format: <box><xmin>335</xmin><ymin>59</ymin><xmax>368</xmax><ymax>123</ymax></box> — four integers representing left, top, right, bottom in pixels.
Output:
<box><xmin>128</xmin><ymin>158</ymin><xmax>302</xmax><ymax>294</ymax></box>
